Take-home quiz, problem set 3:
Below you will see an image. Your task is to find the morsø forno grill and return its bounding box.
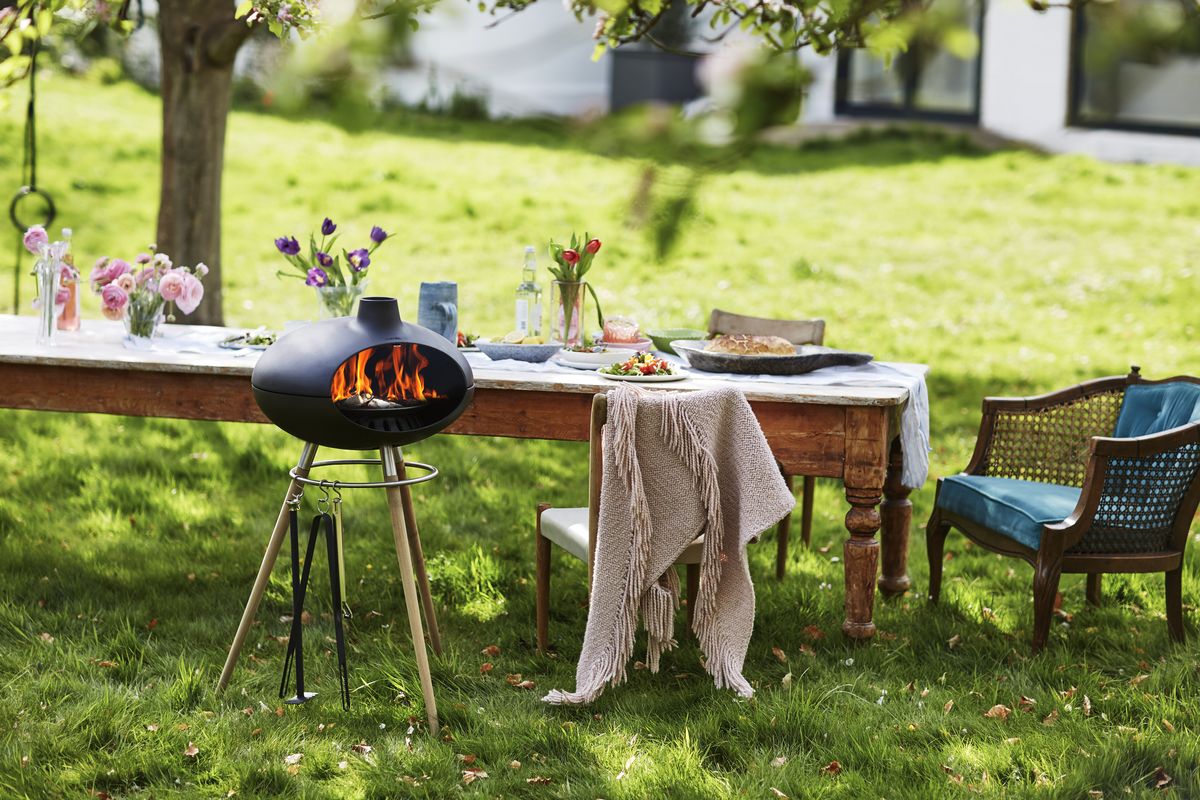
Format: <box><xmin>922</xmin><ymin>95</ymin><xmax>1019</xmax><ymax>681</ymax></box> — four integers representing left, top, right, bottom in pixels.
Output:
<box><xmin>217</xmin><ymin>297</ymin><xmax>474</xmax><ymax>735</ymax></box>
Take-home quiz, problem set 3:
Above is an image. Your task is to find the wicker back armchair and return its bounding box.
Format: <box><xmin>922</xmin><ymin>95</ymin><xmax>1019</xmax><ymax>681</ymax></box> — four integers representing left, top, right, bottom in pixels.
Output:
<box><xmin>927</xmin><ymin>367</ymin><xmax>1200</xmax><ymax>652</ymax></box>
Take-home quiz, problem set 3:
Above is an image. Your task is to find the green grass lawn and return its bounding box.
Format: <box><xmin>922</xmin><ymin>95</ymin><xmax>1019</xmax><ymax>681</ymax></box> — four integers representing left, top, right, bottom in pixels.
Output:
<box><xmin>0</xmin><ymin>74</ymin><xmax>1198</xmax><ymax>798</ymax></box>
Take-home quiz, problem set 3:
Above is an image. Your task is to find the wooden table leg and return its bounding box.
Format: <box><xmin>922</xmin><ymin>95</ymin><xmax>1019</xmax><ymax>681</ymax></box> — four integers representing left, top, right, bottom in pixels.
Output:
<box><xmin>217</xmin><ymin>442</ymin><xmax>318</xmax><ymax>693</ymax></box>
<box><xmin>879</xmin><ymin>437</ymin><xmax>912</xmax><ymax>597</ymax></box>
<box><xmin>381</xmin><ymin>447</ymin><xmax>440</xmax><ymax>736</ymax></box>
<box><xmin>842</xmin><ymin>409</ymin><xmax>888</xmax><ymax>640</ymax></box>
<box><xmin>395</xmin><ymin>448</ymin><xmax>443</xmax><ymax>658</ymax></box>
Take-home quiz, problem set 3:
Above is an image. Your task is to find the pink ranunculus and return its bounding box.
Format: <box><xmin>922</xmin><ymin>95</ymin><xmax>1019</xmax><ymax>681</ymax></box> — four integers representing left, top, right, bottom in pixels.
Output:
<box><xmin>105</xmin><ymin>259</ymin><xmax>132</xmax><ymax>285</ymax></box>
<box><xmin>135</xmin><ymin>252</ymin><xmax>152</xmax><ymax>265</ymax></box>
<box><xmin>159</xmin><ymin>270</ymin><xmax>185</xmax><ymax>302</ymax></box>
<box><xmin>23</xmin><ymin>226</ymin><xmax>48</xmax><ymax>255</ymax></box>
<box><xmin>101</xmin><ymin>304</ymin><xmax>124</xmax><ymax>321</ymax></box>
<box><xmin>135</xmin><ymin>267</ymin><xmax>156</xmax><ymax>285</ymax></box>
<box><xmin>90</xmin><ymin>257</ymin><xmax>112</xmax><ymax>288</ymax></box>
<box><xmin>175</xmin><ymin>274</ymin><xmax>204</xmax><ymax>315</ymax></box>
<box><xmin>101</xmin><ymin>283</ymin><xmax>128</xmax><ymax>312</ymax></box>
<box><xmin>115</xmin><ymin>273</ymin><xmax>136</xmax><ymax>293</ymax></box>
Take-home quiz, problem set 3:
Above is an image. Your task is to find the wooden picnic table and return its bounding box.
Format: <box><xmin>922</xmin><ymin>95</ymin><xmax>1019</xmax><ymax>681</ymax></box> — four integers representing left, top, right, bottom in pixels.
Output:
<box><xmin>0</xmin><ymin>314</ymin><xmax>923</xmax><ymax>640</ymax></box>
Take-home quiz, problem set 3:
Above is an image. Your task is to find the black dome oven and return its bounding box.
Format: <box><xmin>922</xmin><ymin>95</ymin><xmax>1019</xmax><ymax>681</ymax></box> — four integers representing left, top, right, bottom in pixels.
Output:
<box><xmin>251</xmin><ymin>296</ymin><xmax>475</xmax><ymax>449</ymax></box>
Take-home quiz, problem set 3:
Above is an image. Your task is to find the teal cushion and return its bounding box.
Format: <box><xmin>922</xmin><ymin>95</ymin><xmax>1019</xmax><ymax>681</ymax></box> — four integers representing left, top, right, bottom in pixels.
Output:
<box><xmin>1115</xmin><ymin>382</ymin><xmax>1200</xmax><ymax>438</ymax></box>
<box><xmin>937</xmin><ymin>475</ymin><xmax>1081</xmax><ymax>550</ymax></box>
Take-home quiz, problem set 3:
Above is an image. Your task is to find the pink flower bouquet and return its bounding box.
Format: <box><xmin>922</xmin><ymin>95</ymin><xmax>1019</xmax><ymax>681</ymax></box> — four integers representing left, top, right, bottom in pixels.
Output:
<box><xmin>91</xmin><ymin>245</ymin><xmax>207</xmax><ymax>343</ymax></box>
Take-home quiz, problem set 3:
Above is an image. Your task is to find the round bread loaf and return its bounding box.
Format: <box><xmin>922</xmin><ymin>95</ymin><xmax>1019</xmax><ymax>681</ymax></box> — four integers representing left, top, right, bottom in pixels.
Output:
<box><xmin>704</xmin><ymin>334</ymin><xmax>795</xmax><ymax>356</ymax></box>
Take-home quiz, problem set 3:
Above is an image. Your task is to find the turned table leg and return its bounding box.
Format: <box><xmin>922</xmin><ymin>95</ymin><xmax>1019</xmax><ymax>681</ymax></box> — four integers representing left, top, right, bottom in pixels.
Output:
<box><xmin>879</xmin><ymin>437</ymin><xmax>912</xmax><ymax>597</ymax></box>
<box><xmin>842</xmin><ymin>408</ymin><xmax>889</xmax><ymax>641</ymax></box>
<box><xmin>843</xmin><ymin>485</ymin><xmax>882</xmax><ymax>639</ymax></box>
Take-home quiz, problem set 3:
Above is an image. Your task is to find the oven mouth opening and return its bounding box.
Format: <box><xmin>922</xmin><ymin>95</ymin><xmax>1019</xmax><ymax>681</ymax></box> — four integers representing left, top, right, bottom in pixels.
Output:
<box><xmin>330</xmin><ymin>343</ymin><xmax>464</xmax><ymax>434</ymax></box>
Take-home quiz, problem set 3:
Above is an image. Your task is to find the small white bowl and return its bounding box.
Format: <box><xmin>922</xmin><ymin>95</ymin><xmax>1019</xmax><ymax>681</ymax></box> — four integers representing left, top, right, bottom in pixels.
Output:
<box><xmin>558</xmin><ymin>348</ymin><xmax>624</xmax><ymax>366</ymax></box>
<box><xmin>597</xmin><ymin>337</ymin><xmax>654</xmax><ymax>351</ymax></box>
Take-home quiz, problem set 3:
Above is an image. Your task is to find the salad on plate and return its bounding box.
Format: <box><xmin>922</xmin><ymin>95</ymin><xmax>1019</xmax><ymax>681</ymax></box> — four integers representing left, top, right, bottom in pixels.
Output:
<box><xmin>600</xmin><ymin>351</ymin><xmax>677</xmax><ymax>377</ymax></box>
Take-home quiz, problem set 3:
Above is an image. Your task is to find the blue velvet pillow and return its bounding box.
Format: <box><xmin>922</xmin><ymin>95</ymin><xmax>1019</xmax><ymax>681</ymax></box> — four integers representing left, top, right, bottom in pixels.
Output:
<box><xmin>1114</xmin><ymin>382</ymin><xmax>1200</xmax><ymax>439</ymax></box>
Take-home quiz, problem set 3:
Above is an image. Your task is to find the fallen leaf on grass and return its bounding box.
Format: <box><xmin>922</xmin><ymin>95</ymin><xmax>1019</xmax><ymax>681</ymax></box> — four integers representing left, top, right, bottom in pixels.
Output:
<box><xmin>481</xmin><ymin>644</ymin><xmax>501</xmax><ymax>657</ymax></box>
<box><xmin>1130</xmin><ymin>674</ymin><xmax>1150</xmax><ymax>687</ymax></box>
<box><xmin>508</xmin><ymin>760</ymin><xmax>521</xmax><ymax>769</ymax></box>
<box><xmin>526</xmin><ymin>776</ymin><xmax>552</xmax><ymax>785</ymax></box>
<box><xmin>457</xmin><ymin>754</ymin><xmax>477</xmax><ymax>765</ymax></box>
<box><xmin>461</xmin><ymin>768</ymin><xmax>489</xmax><ymax>785</ymax></box>
<box><xmin>821</xmin><ymin>760</ymin><xmax>842</xmax><ymax>776</ymax></box>
<box><xmin>920</xmin><ymin>687</ymin><xmax>930</xmax><ymax>698</ymax></box>
<box><xmin>337</xmin><ymin>760</ymin><xmax>348</xmax><ymax>770</ymax></box>
<box><xmin>1004</xmin><ymin>738</ymin><xmax>1021</xmax><ymax>745</ymax></box>
<box><xmin>769</xmin><ymin>789</ymin><xmax>790</xmax><ymax>799</ymax></box>
<box><xmin>146</xmin><ymin>724</ymin><xmax>159</xmax><ymax>732</ymax></box>
<box><xmin>943</xmin><ymin>700</ymin><xmax>954</xmax><ymax>714</ymax></box>
<box><xmin>1043</xmin><ymin>710</ymin><xmax>1059</xmax><ymax>726</ymax></box>
<box><xmin>146</xmin><ymin>618</ymin><xmax>159</xmax><ymax>631</ymax></box>
<box><xmin>1153</xmin><ymin>767</ymin><xmax>1172</xmax><ymax>789</ymax></box>
<box><xmin>1018</xmin><ymin>696</ymin><xmax>1037</xmax><ymax>713</ymax></box>
<box><xmin>770</xmin><ymin>756</ymin><xmax>788</xmax><ymax>768</ymax></box>
<box><xmin>96</xmin><ymin>660</ymin><xmax>117</xmax><ymax>669</ymax></box>
<box><xmin>514</xmin><ymin>680</ymin><xmax>536</xmax><ymax>690</ymax></box>
<box><xmin>798</xmin><ymin>645</ymin><xmax>815</xmax><ymax>658</ymax></box>
<box><xmin>1083</xmin><ymin>695</ymin><xmax>1092</xmax><ymax>716</ymax></box>
<box><xmin>947</xmin><ymin>634</ymin><xmax>962</xmax><ymax>650</ymax></box>
<box><xmin>241</xmin><ymin>707</ymin><xmax>254</xmax><ymax>716</ymax></box>
<box><xmin>984</xmin><ymin>705</ymin><xmax>1012</xmax><ymax>720</ymax></box>
<box><xmin>38</xmin><ymin>632</ymin><xmax>54</xmax><ymax>643</ymax></box>
<box><xmin>1087</xmin><ymin>791</ymin><xmax>1103</xmax><ymax>799</ymax></box>
<box><xmin>1061</xmin><ymin>686</ymin><xmax>1077</xmax><ymax>699</ymax></box>
<box><xmin>284</xmin><ymin>753</ymin><xmax>302</xmax><ymax>766</ymax></box>
<box><xmin>479</xmin><ymin>662</ymin><xmax>494</xmax><ymax>675</ymax></box>
<box><xmin>804</xmin><ymin>625</ymin><xmax>826</xmax><ymax>640</ymax></box>
<box><xmin>351</xmin><ymin>742</ymin><xmax>373</xmax><ymax>755</ymax></box>
<box><xmin>1162</xmin><ymin>719</ymin><xmax>1176</xmax><ymax>734</ymax></box>
<box><xmin>781</xmin><ymin>672</ymin><xmax>792</xmax><ymax>689</ymax></box>
<box><xmin>771</xmin><ymin>646</ymin><xmax>787</xmax><ymax>663</ymax></box>
<box><xmin>505</xmin><ymin>673</ymin><xmax>523</xmax><ymax>685</ymax></box>
<box><xmin>20</xmin><ymin>756</ymin><xmax>29</xmax><ymax>769</ymax></box>
<box><xmin>250</xmin><ymin>728</ymin><xmax>262</xmax><ymax>737</ymax></box>
<box><xmin>183</xmin><ymin>742</ymin><xmax>199</xmax><ymax>759</ymax></box>
<box><xmin>616</xmin><ymin>753</ymin><xmax>636</xmax><ymax>780</ymax></box>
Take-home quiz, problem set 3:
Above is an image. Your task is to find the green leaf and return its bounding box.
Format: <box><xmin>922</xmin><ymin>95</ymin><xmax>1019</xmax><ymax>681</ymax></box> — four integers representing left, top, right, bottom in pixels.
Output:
<box><xmin>35</xmin><ymin>8</ymin><xmax>53</xmax><ymax>37</ymax></box>
<box><xmin>234</xmin><ymin>0</ymin><xmax>253</xmax><ymax>20</ymax></box>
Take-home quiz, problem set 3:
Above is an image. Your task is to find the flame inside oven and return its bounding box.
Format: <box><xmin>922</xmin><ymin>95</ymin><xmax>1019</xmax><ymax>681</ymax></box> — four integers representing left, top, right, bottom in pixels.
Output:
<box><xmin>331</xmin><ymin>344</ymin><xmax>445</xmax><ymax>412</ymax></box>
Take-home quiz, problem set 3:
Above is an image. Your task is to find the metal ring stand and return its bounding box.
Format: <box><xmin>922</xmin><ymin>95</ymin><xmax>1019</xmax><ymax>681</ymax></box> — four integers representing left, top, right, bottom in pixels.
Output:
<box><xmin>289</xmin><ymin>458</ymin><xmax>438</xmax><ymax>490</ymax></box>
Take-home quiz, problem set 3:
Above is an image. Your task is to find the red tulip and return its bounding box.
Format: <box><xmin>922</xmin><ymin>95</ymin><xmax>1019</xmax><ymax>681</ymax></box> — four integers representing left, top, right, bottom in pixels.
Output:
<box><xmin>562</xmin><ymin>249</ymin><xmax>580</xmax><ymax>265</ymax></box>
<box><xmin>585</xmin><ymin>238</ymin><xmax>601</xmax><ymax>254</ymax></box>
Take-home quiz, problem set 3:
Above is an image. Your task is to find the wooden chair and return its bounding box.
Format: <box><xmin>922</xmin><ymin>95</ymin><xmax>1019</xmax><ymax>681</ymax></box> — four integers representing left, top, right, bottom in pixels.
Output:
<box><xmin>926</xmin><ymin>367</ymin><xmax>1200</xmax><ymax>652</ymax></box>
<box><xmin>535</xmin><ymin>393</ymin><xmax>704</xmax><ymax>653</ymax></box>
<box><xmin>708</xmin><ymin>308</ymin><xmax>826</xmax><ymax>579</ymax></box>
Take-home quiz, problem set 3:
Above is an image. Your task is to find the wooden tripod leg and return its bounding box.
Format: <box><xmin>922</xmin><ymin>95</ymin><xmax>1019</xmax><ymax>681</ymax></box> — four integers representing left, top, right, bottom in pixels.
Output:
<box><xmin>217</xmin><ymin>442</ymin><xmax>318</xmax><ymax>693</ymax></box>
<box><xmin>382</xmin><ymin>447</ymin><xmax>440</xmax><ymax>736</ymax></box>
<box><xmin>395</xmin><ymin>448</ymin><xmax>442</xmax><ymax>657</ymax></box>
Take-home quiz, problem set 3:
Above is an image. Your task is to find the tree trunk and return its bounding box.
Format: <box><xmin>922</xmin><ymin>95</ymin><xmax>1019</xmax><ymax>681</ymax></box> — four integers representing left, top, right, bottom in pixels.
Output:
<box><xmin>156</xmin><ymin>0</ymin><xmax>250</xmax><ymax>326</ymax></box>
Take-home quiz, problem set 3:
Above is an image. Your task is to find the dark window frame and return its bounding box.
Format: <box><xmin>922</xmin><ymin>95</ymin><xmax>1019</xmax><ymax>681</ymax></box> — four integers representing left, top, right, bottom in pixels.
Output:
<box><xmin>834</xmin><ymin>5</ymin><xmax>986</xmax><ymax>124</ymax></box>
<box><xmin>1067</xmin><ymin>3</ymin><xmax>1200</xmax><ymax>138</ymax></box>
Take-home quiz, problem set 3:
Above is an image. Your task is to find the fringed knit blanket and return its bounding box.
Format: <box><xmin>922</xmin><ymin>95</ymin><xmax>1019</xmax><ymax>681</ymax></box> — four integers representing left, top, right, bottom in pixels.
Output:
<box><xmin>544</xmin><ymin>386</ymin><xmax>795</xmax><ymax>705</ymax></box>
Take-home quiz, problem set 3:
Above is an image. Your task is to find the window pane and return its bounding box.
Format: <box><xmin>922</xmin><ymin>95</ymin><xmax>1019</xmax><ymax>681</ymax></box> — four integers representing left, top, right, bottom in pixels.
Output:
<box><xmin>1076</xmin><ymin>0</ymin><xmax>1200</xmax><ymax>129</ymax></box>
<box><xmin>845</xmin><ymin>50</ymin><xmax>904</xmax><ymax>106</ymax></box>
<box><xmin>913</xmin><ymin>0</ymin><xmax>982</xmax><ymax>113</ymax></box>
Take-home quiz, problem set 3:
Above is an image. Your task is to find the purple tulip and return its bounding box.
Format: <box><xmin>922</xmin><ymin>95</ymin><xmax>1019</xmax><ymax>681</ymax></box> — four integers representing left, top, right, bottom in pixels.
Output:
<box><xmin>370</xmin><ymin>226</ymin><xmax>387</xmax><ymax>244</ymax></box>
<box><xmin>275</xmin><ymin>236</ymin><xmax>301</xmax><ymax>256</ymax></box>
<box><xmin>305</xmin><ymin>267</ymin><xmax>329</xmax><ymax>287</ymax></box>
<box><xmin>321</xmin><ymin>217</ymin><xmax>336</xmax><ymax>236</ymax></box>
<box><xmin>348</xmin><ymin>248</ymin><xmax>370</xmax><ymax>272</ymax></box>
<box><xmin>317</xmin><ymin>251</ymin><xmax>333</xmax><ymax>267</ymax></box>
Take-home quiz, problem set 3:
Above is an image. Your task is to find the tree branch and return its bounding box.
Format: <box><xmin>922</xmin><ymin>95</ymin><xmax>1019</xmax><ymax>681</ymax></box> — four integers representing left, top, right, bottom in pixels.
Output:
<box><xmin>203</xmin><ymin>16</ymin><xmax>253</xmax><ymax>68</ymax></box>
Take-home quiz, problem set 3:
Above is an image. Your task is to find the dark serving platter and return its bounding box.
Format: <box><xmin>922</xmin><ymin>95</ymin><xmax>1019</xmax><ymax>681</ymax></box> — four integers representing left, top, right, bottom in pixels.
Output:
<box><xmin>670</xmin><ymin>340</ymin><xmax>873</xmax><ymax>376</ymax></box>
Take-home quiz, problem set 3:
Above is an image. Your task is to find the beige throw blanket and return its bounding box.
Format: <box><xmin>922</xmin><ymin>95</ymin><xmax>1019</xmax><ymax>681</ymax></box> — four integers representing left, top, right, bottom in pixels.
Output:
<box><xmin>544</xmin><ymin>386</ymin><xmax>795</xmax><ymax>705</ymax></box>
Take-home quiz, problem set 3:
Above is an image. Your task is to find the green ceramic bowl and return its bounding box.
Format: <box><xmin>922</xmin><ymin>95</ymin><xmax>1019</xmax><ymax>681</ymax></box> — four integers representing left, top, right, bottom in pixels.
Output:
<box><xmin>648</xmin><ymin>328</ymin><xmax>708</xmax><ymax>355</ymax></box>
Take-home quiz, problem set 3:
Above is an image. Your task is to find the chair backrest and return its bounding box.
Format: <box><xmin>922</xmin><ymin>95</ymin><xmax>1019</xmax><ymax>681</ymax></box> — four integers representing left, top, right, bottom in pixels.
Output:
<box><xmin>1114</xmin><ymin>381</ymin><xmax>1200</xmax><ymax>438</ymax></box>
<box><xmin>708</xmin><ymin>308</ymin><xmax>825</xmax><ymax>346</ymax></box>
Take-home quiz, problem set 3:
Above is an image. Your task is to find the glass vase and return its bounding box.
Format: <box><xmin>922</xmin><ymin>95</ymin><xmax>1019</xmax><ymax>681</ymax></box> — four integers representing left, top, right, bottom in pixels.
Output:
<box><xmin>550</xmin><ymin>280</ymin><xmax>587</xmax><ymax>347</ymax></box>
<box><xmin>123</xmin><ymin>292</ymin><xmax>166</xmax><ymax>349</ymax></box>
<box><xmin>316</xmin><ymin>282</ymin><xmax>367</xmax><ymax>319</ymax></box>
<box><xmin>32</xmin><ymin>252</ymin><xmax>62</xmax><ymax>346</ymax></box>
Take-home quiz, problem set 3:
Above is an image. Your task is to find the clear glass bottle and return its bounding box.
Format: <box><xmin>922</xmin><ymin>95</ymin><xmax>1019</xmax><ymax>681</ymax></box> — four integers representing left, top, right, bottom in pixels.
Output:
<box><xmin>514</xmin><ymin>245</ymin><xmax>543</xmax><ymax>337</ymax></box>
<box><xmin>57</xmin><ymin>227</ymin><xmax>81</xmax><ymax>332</ymax></box>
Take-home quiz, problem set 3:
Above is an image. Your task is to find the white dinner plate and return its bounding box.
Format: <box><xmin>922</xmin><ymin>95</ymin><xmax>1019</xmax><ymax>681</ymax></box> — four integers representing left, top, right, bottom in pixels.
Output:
<box><xmin>598</xmin><ymin>370</ymin><xmax>688</xmax><ymax>383</ymax></box>
<box><xmin>556</xmin><ymin>358</ymin><xmax>604</xmax><ymax>371</ymax></box>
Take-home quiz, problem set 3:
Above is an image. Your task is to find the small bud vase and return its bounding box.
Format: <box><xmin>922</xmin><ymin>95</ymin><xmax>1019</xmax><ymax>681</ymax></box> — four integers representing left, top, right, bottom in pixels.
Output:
<box><xmin>550</xmin><ymin>280</ymin><xmax>587</xmax><ymax>347</ymax></box>
<box><xmin>123</xmin><ymin>293</ymin><xmax>166</xmax><ymax>349</ymax></box>
<box><xmin>316</xmin><ymin>281</ymin><xmax>367</xmax><ymax>319</ymax></box>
